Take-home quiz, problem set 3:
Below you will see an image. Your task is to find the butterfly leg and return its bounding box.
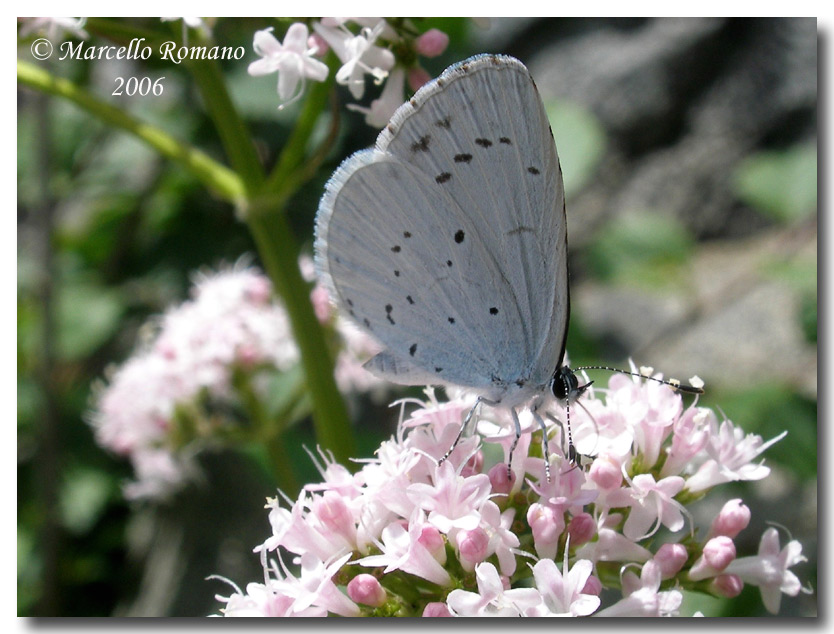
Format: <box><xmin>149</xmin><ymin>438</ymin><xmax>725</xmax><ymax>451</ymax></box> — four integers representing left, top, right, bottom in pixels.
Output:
<box><xmin>532</xmin><ymin>410</ymin><xmax>552</xmax><ymax>482</ymax></box>
<box><xmin>508</xmin><ymin>407</ymin><xmax>525</xmax><ymax>480</ymax></box>
<box><xmin>545</xmin><ymin>411</ymin><xmax>579</xmax><ymax>467</ymax></box>
<box><xmin>440</xmin><ymin>396</ymin><xmax>485</xmax><ymax>465</ymax></box>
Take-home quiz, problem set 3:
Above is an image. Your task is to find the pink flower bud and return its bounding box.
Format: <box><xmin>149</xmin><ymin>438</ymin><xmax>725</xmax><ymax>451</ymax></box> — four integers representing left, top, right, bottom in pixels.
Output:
<box><xmin>307</xmin><ymin>32</ymin><xmax>329</xmax><ymax>56</ymax></box>
<box><xmin>703</xmin><ymin>536</ymin><xmax>736</xmax><ymax>570</ymax></box>
<box><xmin>422</xmin><ymin>602</ymin><xmax>452</xmax><ymax>617</ymax></box>
<box><xmin>710</xmin><ymin>574</ymin><xmax>743</xmax><ymax>598</ymax></box>
<box><xmin>527</xmin><ymin>503</ymin><xmax>564</xmax><ymax>560</ymax></box>
<box><xmin>456</xmin><ymin>527</ymin><xmax>489</xmax><ymax>571</ymax></box>
<box><xmin>582</xmin><ymin>575</ymin><xmax>603</xmax><ymax>596</ymax></box>
<box><xmin>347</xmin><ymin>574</ymin><xmax>387</xmax><ymax>607</ymax></box>
<box><xmin>709</xmin><ymin>499</ymin><xmax>751</xmax><ymax>539</ymax></box>
<box><xmin>654</xmin><ymin>542</ymin><xmax>688</xmax><ymax>579</ymax></box>
<box><xmin>588</xmin><ymin>454</ymin><xmax>622</xmax><ymax>490</ymax></box>
<box><xmin>310</xmin><ymin>285</ymin><xmax>333</xmax><ymax>323</ymax></box>
<box><xmin>418</xmin><ymin>524</ymin><xmax>446</xmax><ymax>563</ymax></box>
<box><xmin>461</xmin><ymin>450</ymin><xmax>484</xmax><ymax>477</ymax></box>
<box><xmin>567</xmin><ymin>512</ymin><xmax>596</xmax><ymax>546</ymax></box>
<box><xmin>235</xmin><ymin>343</ymin><xmax>260</xmax><ymax>368</ymax></box>
<box><xmin>487</xmin><ymin>463</ymin><xmax>515</xmax><ymax>496</ymax></box>
<box><xmin>244</xmin><ymin>275</ymin><xmax>272</xmax><ymax>305</ymax></box>
<box><xmin>312</xmin><ymin>491</ymin><xmax>355</xmax><ymax>543</ymax></box>
<box><xmin>415</xmin><ymin>28</ymin><xmax>449</xmax><ymax>57</ymax></box>
<box><xmin>408</xmin><ymin>66</ymin><xmax>432</xmax><ymax>92</ymax></box>
<box><xmin>688</xmin><ymin>536</ymin><xmax>736</xmax><ymax>581</ymax></box>
<box><xmin>155</xmin><ymin>340</ymin><xmax>176</xmax><ymax>360</ymax></box>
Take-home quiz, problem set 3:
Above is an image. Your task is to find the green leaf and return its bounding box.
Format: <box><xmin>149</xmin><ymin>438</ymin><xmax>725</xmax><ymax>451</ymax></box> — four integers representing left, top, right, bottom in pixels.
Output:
<box><xmin>585</xmin><ymin>211</ymin><xmax>694</xmax><ymax>286</ymax></box>
<box><xmin>545</xmin><ymin>99</ymin><xmax>607</xmax><ymax>198</ymax></box>
<box><xmin>59</xmin><ymin>467</ymin><xmax>114</xmax><ymax>534</ymax></box>
<box><xmin>57</xmin><ymin>280</ymin><xmax>125</xmax><ymax>360</ymax></box>
<box><xmin>679</xmin><ymin>589</ymin><xmax>729</xmax><ymax>617</ymax></box>
<box><xmin>733</xmin><ymin>143</ymin><xmax>817</xmax><ymax>222</ymax></box>
<box><xmin>800</xmin><ymin>293</ymin><xmax>817</xmax><ymax>344</ymax></box>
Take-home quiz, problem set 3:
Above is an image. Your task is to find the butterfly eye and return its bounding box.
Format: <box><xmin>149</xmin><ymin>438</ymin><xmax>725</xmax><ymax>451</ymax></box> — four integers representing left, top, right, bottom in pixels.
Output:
<box><xmin>551</xmin><ymin>366</ymin><xmax>578</xmax><ymax>401</ymax></box>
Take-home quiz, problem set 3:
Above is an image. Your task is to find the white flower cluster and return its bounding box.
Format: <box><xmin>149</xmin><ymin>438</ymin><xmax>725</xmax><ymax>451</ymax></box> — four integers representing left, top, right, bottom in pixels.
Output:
<box><xmin>91</xmin><ymin>263</ymin><xmax>382</xmax><ymax>500</ymax></box>
<box><xmin>214</xmin><ymin>377</ymin><xmax>807</xmax><ymax>616</ymax></box>
<box><xmin>247</xmin><ymin>18</ymin><xmax>450</xmax><ymax>126</ymax></box>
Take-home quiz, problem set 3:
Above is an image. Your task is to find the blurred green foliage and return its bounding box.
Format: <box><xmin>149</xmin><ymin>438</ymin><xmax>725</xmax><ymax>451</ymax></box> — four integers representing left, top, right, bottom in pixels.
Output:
<box><xmin>733</xmin><ymin>143</ymin><xmax>817</xmax><ymax>223</ymax></box>
<box><xmin>546</xmin><ymin>98</ymin><xmax>607</xmax><ymax>198</ymax></box>
<box><xmin>585</xmin><ymin>211</ymin><xmax>695</xmax><ymax>287</ymax></box>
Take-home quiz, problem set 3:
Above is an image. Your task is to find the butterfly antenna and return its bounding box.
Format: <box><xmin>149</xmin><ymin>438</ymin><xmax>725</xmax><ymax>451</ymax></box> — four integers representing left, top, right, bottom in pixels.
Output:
<box><xmin>564</xmin><ymin>397</ymin><xmax>579</xmax><ymax>465</ymax></box>
<box><xmin>573</xmin><ymin>365</ymin><xmax>704</xmax><ymax>394</ymax></box>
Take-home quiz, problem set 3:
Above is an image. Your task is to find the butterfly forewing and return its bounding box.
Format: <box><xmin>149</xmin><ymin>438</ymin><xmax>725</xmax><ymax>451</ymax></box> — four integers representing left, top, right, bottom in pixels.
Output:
<box><xmin>315</xmin><ymin>55</ymin><xmax>569</xmax><ymax>395</ymax></box>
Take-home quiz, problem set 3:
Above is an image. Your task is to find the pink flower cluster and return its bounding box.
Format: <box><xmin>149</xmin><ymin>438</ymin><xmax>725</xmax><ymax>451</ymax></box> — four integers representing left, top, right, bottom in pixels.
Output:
<box><xmin>214</xmin><ymin>374</ymin><xmax>807</xmax><ymax>617</ymax></box>
<box><xmin>90</xmin><ymin>264</ymin><xmax>382</xmax><ymax>500</ymax></box>
<box><xmin>247</xmin><ymin>18</ymin><xmax>450</xmax><ymax>125</ymax></box>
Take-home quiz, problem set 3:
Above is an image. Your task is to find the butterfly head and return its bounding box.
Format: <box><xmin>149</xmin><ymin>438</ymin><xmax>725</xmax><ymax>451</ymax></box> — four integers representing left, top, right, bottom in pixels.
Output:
<box><xmin>550</xmin><ymin>366</ymin><xmax>594</xmax><ymax>404</ymax></box>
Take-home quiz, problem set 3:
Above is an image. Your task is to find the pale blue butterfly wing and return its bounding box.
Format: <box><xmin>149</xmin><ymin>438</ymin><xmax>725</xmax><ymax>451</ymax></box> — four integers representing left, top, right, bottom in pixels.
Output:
<box><xmin>315</xmin><ymin>55</ymin><xmax>568</xmax><ymax>403</ymax></box>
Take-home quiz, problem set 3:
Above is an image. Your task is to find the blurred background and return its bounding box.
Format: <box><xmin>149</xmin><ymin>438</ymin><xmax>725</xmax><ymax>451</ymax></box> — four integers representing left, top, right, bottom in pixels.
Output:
<box><xmin>17</xmin><ymin>17</ymin><xmax>817</xmax><ymax>616</ymax></box>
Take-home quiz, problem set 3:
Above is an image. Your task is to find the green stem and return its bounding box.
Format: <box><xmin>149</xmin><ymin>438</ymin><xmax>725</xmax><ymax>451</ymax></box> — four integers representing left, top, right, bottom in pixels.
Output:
<box><xmin>19</xmin><ymin>50</ymin><xmax>357</xmax><ymax>469</ymax></box>
<box><xmin>246</xmin><ymin>199</ymin><xmax>356</xmax><ymax>465</ymax></box>
<box><xmin>187</xmin><ymin>54</ymin><xmax>265</xmax><ymax>192</ymax></box>
<box><xmin>17</xmin><ymin>60</ymin><xmax>245</xmax><ymax>204</ymax></box>
<box><xmin>233</xmin><ymin>368</ymin><xmax>298</xmax><ymax>491</ymax></box>
<box><xmin>263</xmin><ymin>57</ymin><xmax>338</xmax><ymax>202</ymax></box>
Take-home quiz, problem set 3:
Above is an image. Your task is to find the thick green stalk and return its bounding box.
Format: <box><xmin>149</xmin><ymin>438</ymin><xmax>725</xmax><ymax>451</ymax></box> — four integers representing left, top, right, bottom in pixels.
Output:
<box><xmin>264</xmin><ymin>60</ymin><xmax>338</xmax><ymax>201</ymax></box>
<box><xmin>17</xmin><ymin>60</ymin><xmax>245</xmax><ymax>204</ymax></box>
<box><xmin>246</xmin><ymin>198</ymin><xmax>356</xmax><ymax>464</ymax></box>
<box><xmin>187</xmin><ymin>54</ymin><xmax>266</xmax><ymax>192</ymax></box>
<box><xmin>19</xmin><ymin>51</ymin><xmax>357</xmax><ymax>467</ymax></box>
<box><xmin>244</xmin><ymin>58</ymin><xmax>355</xmax><ymax>465</ymax></box>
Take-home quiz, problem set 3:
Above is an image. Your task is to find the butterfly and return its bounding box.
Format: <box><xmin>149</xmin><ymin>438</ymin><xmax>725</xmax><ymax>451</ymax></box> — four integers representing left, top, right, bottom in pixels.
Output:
<box><xmin>315</xmin><ymin>54</ymin><xmax>702</xmax><ymax>476</ymax></box>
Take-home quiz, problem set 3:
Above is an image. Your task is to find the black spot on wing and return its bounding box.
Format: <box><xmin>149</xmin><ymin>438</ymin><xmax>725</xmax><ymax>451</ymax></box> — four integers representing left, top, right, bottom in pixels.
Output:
<box><xmin>403</xmin><ymin>231</ymin><xmax>412</xmax><ymax>238</ymax></box>
<box><xmin>475</xmin><ymin>138</ymin><xmax>493</xmax><ymax>148</ymax></box>
<box><xmin>411</xmin><ymin>135</ymin><xmax>431</xmax><ymax>153</ymax></box>
<box><xmin>454</xmin><ymin>230</ymin><xmax>465</xmax><ymax>243</ymax></box>
<box><xmin>527</xmin><ymin>166</ymin><xmax>540</xmax><ymax>175</ymax></box>
<box><xmin>499</xmin><ymin>137</ymin><xmax>512</xmax><ymax>144</ymax></box>
<box><xmin>435</xmin><ymin>117</ymin><xmax>451</xmax><ymax>129</ymax></box>
<box><xmin>391</xmin><ymin>245</ymin><xmax>401</xmax><ymax>253</ymax></box>
<box><xmin>489</xmin><ymin>307</ymin><xmax>499</xmax><ymax>315</ymax></box>
<box><xmin>409</xmin><ymin>343</ymin><xmax>417</xmax><ymax>357</ymax></box>
<box><xmin>454</xmin><ymin>153</ymin><xmax>473</xmax><ymax>163</ymax></box>
<box><xmin>436</xmin><ymin>172</ymin><xmax>452</xmax><ymax>184</ymax></box>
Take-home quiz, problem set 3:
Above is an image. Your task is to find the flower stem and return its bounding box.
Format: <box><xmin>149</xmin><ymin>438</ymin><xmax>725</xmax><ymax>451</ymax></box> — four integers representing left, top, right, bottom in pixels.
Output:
<box><xmin>17</xmin><ymin>60</ymin><xmax>246</xmax><ymax>204</ymax></box>
<box><xmin>263</xmin><ymin>56</ymin><xmax>339</xmax><ymax>203</ymax></box>
<box><xmin>232</xmin><ymin>368</ymin><xmax>298</xmax><ymax>491</ymax></box>
<box><xmin>186</xmin><ymin>52</ymin><xmax>266</xmax><ymax>192</ymax></box>
<box><xmin>246</xmin><ymin>198</ymin><xmax>356</xmax><ymax>465</ymax></box>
